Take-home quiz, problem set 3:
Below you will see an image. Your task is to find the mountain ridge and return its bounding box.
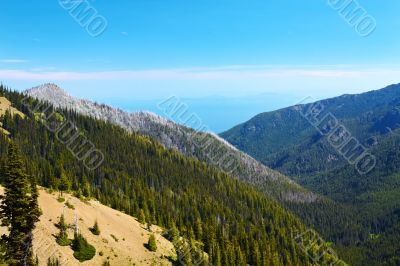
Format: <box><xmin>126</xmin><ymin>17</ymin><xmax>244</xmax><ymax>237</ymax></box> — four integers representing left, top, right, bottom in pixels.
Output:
<box><xmin>0</xmin><ymin>86</ymin><xmax>346</xmax><ymax>265</ymax></box>
<box><xmin>25</xmin><ymin>83</ymin><xmax>318</xmax><ymax>204</ymax></box>
<box><xmin>220</xmin><ymin>82</ymin><xmax>400</xmax><ymax>178</ymax></box>
<box><xmin>221</xmin><ymin>82</ymin><xmax>400</xmax><ymax>265</ymax></box>
<box><xmin>25</xmin><ymin>84</ymin><xmax>367</xmax><ymax>262</ymax></box>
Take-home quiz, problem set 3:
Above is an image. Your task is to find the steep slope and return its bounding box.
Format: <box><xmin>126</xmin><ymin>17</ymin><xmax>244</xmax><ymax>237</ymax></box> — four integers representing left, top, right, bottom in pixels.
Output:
<box><xmin>221</xmin><ymin>83</ymin><xmax>400</xmax><ymax>199</ymax></box>
<box><xmin>25</xmin><ymin>84</ymin><xmax>316</xmax><ymax>203</ymax></box>
<box><xmin>221</xmin><ymin>83</ymin><xmax>400</xmax><ymax>174</ymax></box>
<box><xmin>24</xmin><ymin>84</ymin><xmax>361</xmax><ymax>252</ymax></box>
<box><xmin>221</xmin><ymin>83</ymin><xmax>400</xmax><ymax>265</ymax></box>
<box><xmin>0</xmin><ymin>87</ymin><xmax>345</xmax><ymax>266</ymax></box>
<box><xmin>0</xmin><ymin>96</ymin><xmax>25</xmax><ymax>135</ymax></box>
<box><xmin>0</xmin><ymin>187</ymin><xmax>175</xmax><ymax>266</ymax></box>
<box><xmin>0</xmin><ymin>96</ymin><xmax>25</xmax><ymax>118</ymax></box>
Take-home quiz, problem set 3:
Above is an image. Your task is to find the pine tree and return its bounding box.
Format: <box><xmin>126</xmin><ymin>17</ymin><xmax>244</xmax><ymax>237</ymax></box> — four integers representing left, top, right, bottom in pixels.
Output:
<box><xmin>58</xmin><ymin>172</ymin><xmax>70</xmax><ymax>197</ymax></box>
<box><xmin>138</xmin><ymin>209</ymin><xmax>146</xmax><ymax>224</ymax></box>
<box><xmin>147</xmin><ymin>234</ymin><xmax>157</xmax><ymax>252</ymax></box>
<box><xmin>25</xmin><ymin>176</ymin><xmax>41</xmax><ymax>262</ymax></box>
<box><xmin>56</xmin><ymin>214</ymin><xmax>71</xmax><ymax>246</ymax></box>
<box><xmin>90</xmin><ymin>220</ymin><xmax>101</xmax><ymax>235</ymax></box>
<box><xmin>72</xmin><ymin>233</ymin><xmax>96</xmax><ymax>262</ymax></box>
<box><xmin>0</xmin><ymin>143</ymin><xmax>41</xmax><ymax>265</ymax></box>
<box><xmin>166</xmin><ymin>226</ymin><xmax>180</xmax><ymax>242</ymax></box>
<box><xmin>0</xmin><ymin>242</ymin><xmax>6</xmax><ymax>265</ymax></box>
<box><xmin>47</xmin><ymin>257</ymin><xmax>61</xmax><ymax>266</ymax></box>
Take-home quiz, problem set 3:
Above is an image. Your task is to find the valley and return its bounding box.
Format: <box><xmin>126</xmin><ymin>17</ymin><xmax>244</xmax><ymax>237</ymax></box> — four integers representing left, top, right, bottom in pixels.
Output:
<box><xmin>221</xmin><ymin>83</ymin><xmax>400</xmax><ymax>265</ymax></box>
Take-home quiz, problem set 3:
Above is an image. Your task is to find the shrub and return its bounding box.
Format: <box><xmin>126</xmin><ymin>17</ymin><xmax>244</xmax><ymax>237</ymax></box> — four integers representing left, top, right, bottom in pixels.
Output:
<box><xmin>65</xmin><ymin>201</ymin><xmax>75</xmax><ymax>210</ymax></box>
<box><xmin>72</xmin><ymin>233</ymin><xmax>96</xmax><ymax>262</ymax></box>
<box><xmin>57</xmin><ymin>197</ymin><xmax>65</xmax><ymax>203</ymax></box>
<box><xmin>47</xmin><ymin>257</ymin><xmax>61</xmax><ymax>266</ymax></box>
<box><xmin>90</xmin><ymin>220</ymin><xmax>101</xmax><ymax>235</ymax></box>
<box><xmin>110</xmin><ymin>234</ymin><xmax>118</xmax><ymax>242</ymax></box>
<box><xmin>56</xmin><ymin>235</ymin><xmax>71</xmax><ymax>246</ymax></box>
<box><xmin>147</xmin><ymin>234</ymin><xmax>157</xmax><ymax>252</ymax></box>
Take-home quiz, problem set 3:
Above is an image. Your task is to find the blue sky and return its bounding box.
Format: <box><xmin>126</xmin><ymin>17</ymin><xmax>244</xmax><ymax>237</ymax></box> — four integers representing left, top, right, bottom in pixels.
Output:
<box><xmin>1</xmin><ymin>0</ymin><xmax>400</xmax><ymax>131</ymax></box>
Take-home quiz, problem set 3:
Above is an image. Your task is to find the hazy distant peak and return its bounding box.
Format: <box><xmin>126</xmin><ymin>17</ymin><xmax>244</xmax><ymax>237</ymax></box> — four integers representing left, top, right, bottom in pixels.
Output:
<box><xmin>25</xmin><ymin>83</ymin><xmax>70</xmax><ymax>98</ymax></box>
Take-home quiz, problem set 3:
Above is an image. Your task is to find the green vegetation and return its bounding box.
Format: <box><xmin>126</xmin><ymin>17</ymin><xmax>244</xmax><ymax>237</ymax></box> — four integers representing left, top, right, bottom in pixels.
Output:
<box><xmin>138</xmin><ymin>208</ymin><xmax>146</xmax><ymax>224</ymax></box>
<box><xmin>165</xmin><ymin>230</ymin><xmax>210</xmax><ymax>266</ymax></box>
<box><xmin>47</xmin><ymin>257</ymin><xmax>61</xmax><ymax>266</ymax></box>
<box><xmin>57</xmin><ymin>197</ymin><xmax>65</xmax><ymax>203</ymax></box>
<box><xmin>147</xmin><ymin>234</ymin><xmax>157</xmax><ymax>252</ymax></box>
<box><xmin>221</xmin><ymin>83</ymin><xmax>400</xmax><ymax>265</ymax></box>
<box><xmin>0</xmin><ymin>85</ymin><xmax>344</xmax><ymax>265</ymax></box>
<box><xmin>71</xmin><ymin>233</ymin><xmax>96</xmax><ymax>262</ymax></box>
<box><xmin>90</xmin><ymin>220</ymin><xmax>101</xmax><ymax>235</ymax></box>
<box><xmin>0</xmin><ymin>243</ymin><xmax>7</xmax><ymax>266</ymax></box>
<box><xmin>65</xmin><ymin>201</ymin><xmax>75</xmax><ymax>210</ymax></box>
<box><xmin>58</xmin><ymin>172</ymin><xmax>70</xmax><ymax>197</ymax></box>
<box><xmin>0</xmin><ymin>143</ymin><xmax>41</xmax><ymax>266</ymax></box>
<box><xmin>56</xmin><ymin>214</ymin><xmax>71</xmax><ymax>246</ymax></box>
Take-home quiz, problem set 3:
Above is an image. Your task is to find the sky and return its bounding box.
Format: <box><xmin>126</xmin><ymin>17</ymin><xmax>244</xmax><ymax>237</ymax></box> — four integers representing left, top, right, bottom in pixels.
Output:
<box><xmin>1</xmin><ymin>0</ymin><xmax>400</xmax><ymax>131</ymax></box>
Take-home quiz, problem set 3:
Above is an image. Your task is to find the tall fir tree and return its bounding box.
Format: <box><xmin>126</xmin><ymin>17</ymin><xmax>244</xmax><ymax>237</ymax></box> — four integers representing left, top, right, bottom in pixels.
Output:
<box><xmin>56</xmin><ymin>213</ymin><xmax>71</xmax><ymax>246</ymax></box>
<box><xmin>0</xmin><ymin>143</ymin><xmax>41</xmax><ymax>265</ymax></box>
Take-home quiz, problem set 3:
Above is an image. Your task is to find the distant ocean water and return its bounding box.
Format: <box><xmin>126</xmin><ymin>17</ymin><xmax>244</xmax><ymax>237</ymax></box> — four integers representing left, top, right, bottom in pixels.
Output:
<box><xmin>104</xmin><ymin>93</ymin><xmax>304</xmax><ymax>133</ymax></box>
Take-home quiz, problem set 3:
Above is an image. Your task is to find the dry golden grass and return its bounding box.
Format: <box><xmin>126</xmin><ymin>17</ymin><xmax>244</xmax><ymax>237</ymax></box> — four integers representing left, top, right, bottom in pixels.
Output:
<box><xmin>0</xmin><ymin>187</ymin><xmax>176</xmax><ymax>266</ymax></box>
<box><xmin>0</xmin><ymin>97</ymin><xmax>25</xmax><ymax>118</ymax></box>
<box><xmin>0</xmin><ymin>96</ymin><xmax>24</xmax><ymax>136</ymax></box>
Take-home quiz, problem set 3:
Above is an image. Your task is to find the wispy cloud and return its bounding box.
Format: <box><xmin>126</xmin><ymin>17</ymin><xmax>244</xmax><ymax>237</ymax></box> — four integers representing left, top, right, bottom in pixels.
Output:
<box><xmin>121</xmin><ymin>32</ymin><xmax>129</xmax><ymax>36</ymax></box>
<box><xmin>30</xmin><ymin>67</ymin><xmax>57</xmax><ymax>72</ymax></box>
<box><xmin>0</xmin><ymin>59</ymin><xmax>29</xmax><ymax>64</ymax></box>
<box><xmin>0</xmin><ymin>65</ymin><xmax>399</xmax><ymax>81</ymax></box>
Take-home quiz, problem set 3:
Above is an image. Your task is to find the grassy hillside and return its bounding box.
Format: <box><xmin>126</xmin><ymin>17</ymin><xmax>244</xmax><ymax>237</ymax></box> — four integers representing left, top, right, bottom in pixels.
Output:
<box><xmin>0</xmin><ymin>187</ymin><xmax>175</xmax><ymax>266</ymax></box>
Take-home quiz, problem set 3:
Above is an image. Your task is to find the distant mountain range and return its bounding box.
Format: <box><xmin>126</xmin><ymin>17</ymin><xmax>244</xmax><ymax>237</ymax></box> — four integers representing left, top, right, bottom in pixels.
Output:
<box><xmin>103</xmin><ymin>93</ymin><xmax>301</xmax><ymax>133</ymax></box>
<box><xmin>221</xmin><ymin>83</ymin><xmax>400</xmax><ymax>265</ymax></box>
<box><xmin>221</xmin><ymin>83</ymin><xmax>400</xmax><ymax>199</ymax></box>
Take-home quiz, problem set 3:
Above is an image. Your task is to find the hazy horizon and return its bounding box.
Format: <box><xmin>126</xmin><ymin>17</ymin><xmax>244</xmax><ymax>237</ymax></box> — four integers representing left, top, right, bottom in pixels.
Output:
<box><xmin>10</xmin><ymin>81</ymin><xmax>395</xmax><ymax>132</ymax></box>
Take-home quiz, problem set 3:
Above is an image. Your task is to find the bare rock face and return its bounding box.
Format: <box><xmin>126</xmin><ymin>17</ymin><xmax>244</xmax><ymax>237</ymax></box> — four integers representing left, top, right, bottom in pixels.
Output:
<box><xmin>25</xmin><ymin>83</ymin><xmax>172</xmax><ymax>130</ymax></box>
<box><xmin>25</xmin><ymin>83</ymin><xmax>318</xmax><ymax>203</ymax></box>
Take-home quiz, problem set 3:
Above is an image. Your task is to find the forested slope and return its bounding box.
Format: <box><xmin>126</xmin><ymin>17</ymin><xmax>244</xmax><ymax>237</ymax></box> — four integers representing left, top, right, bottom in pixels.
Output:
<box><xmin>25</xmin><ymin>84</ymin><xmax>360</xmax><ymax>255</ymax></box>
<box><xmin>221</xmin><ymin>83</ymin><xmax>400</xmax><ymax>265</ymax></box>
<box><xmin>0</xmin><ymin>86</ymin><xmax>344</xmax><ymax>266</ymax></box>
